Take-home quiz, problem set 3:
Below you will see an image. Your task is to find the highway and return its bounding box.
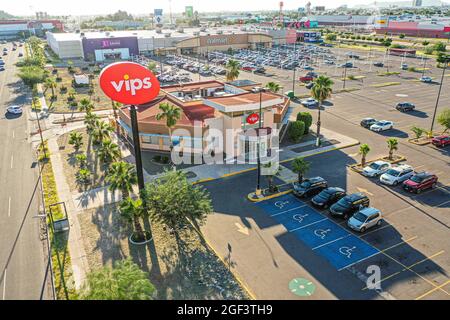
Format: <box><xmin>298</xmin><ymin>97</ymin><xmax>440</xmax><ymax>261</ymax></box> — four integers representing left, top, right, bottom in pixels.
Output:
<box><xmin>0</xmin><ymin>42</ymin><xmax>51</xmax><ymax>300</ymax></box>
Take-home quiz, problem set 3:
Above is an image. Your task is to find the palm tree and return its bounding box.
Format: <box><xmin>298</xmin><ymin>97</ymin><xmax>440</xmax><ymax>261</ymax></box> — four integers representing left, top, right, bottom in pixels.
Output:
<box><xmin>266</xmin><ymin>82</ymin><xmax>281</xmax><ymax>93</ymax></box>
<box><xmin>292</xmin><ymin>157</ymin><xmax>311</xmax><ymax>183</ymax></box>
<box><xmin>98</xmin><ymin>139</ymin><xmax>121</xmax><ymax>165</ymax></box>
<box><xmin>225</xmin><ymin>59</ymin><xmax>240</xmax><ymax>82</ymax></box>
<box><xmin>359</xmin><ymin>144</ymin><xmax>371</xmax><ymax>167</ymax></box>
<box><xmin>263</xmin><ymin>162</ymin><xmax>281</xmax><ymax>193</ymax></box>
<box><xmin>92</xmin><ymin>120</ymin><xmax>114</xmax><ymax>145</ymax></box>
<box><xmin>68</xmin><ymin>131</ymin><xmax>83</xmax><ymax>152</ymax></box>
<box><xmin>311</xmin><ymin>75</ymin><xmax>334</xmax><ymax>147</ymax></box>
<box><xmin>119</xmin><ymin>197</ymin><xmax>147</xmax><ymax>242</ymax></box>
<box><xmin>111</xmin><ymin>100</ymin><xmax>121</xmax><ymax>120</ymax></box>
<box><xmin>44</xmin><ymin>77</ymin><xmax>57</xmax><ymax>97</ymax></box>
<box><xmin>155</xmin><ymin>103</ymin><xmax>181</xmax><ymax>153</ymax></box>
<box><xmin>106</xmin><ymin>161</ymin><xmax>138</xmax><ymax>201</ymax></box>
<box><xmin>84</xmin><ymin>112</ymin><xmax>100</xmax><ymax>134</ymax></box>
<box><xmin>387</xmin><ymin>138</ymin><xmax>398</xmax><ymax>160</ymax></box>
<box><xmin>79</xmin><ymin>98</ymin><xmax>94</xmax><ymax>114</ymax></box>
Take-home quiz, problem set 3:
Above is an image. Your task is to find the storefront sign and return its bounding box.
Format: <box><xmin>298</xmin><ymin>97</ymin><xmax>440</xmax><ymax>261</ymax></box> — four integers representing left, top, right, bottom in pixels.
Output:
<box><xmin>99</xmin><ymin>62</ymin><xmax>160</xmax><ymax>105</ymax></box>
<box><xmin>246</xmin><ymin>113</ymin><xmax>260</xmax><ymax>125</ymax></box>
<box><xmin>101</xmin><ymin>40</ymin><xmax>121</xmax><ymax>48</ymax></box>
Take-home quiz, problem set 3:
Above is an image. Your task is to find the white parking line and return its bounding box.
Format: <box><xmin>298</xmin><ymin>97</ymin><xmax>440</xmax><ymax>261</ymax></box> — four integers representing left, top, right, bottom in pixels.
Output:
<box><xmin>312</xmin><ymin>234</ymin><xmax>351</xmax><ymax>251</ymax></box>
<box><xmin>289</xmin><ymin>218</ymin><xmax>328</xmax><ymax>233</ymax></box>
<box><xmin>436</xmin><ymin>200</ymin><xmax>450</xmax><ymax>208</ymax></box>
<box><xmin>8</xmin><ymin>197</ymin><xmax>11</xmax><ymax>217</ymax></box>
<box><xmin>358</xmin><ymin>224</ymin><xmax>392</xmax><ymax>238</ymax></box>
<box><xmin>12</xmin><ymin>130</ymin><xmax>14</xmax><ymax>139</ymax></box>
<box><xmin>338</xmin><ymin>252</ymin><xmax>382</xmax><ymax>272</ymax></box>
<box><xmin>270</xmin><ymin>205</ymin><xmax>308</xmax><ymax>217</ymax></box>
<box><xmin>10</xmin><ymin>155</ymin><xmax>13</xmax><ymax>169</ymax></box>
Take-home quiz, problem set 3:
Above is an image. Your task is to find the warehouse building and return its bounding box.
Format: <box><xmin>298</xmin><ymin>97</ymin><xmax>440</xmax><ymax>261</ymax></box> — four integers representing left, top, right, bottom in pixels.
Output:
<box><xmin>0</xmin><ymin>19</ymin><xmax>63</xmax><ymax>39</ymax></box>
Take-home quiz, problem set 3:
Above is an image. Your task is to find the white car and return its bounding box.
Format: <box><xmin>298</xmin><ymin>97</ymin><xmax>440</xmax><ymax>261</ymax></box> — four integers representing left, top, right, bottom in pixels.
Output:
<box><xmin>420</xmin><ymin>76</ymin><xmax>433</xmax><ymax>83</ymax></box>
<box><xmin>380</xmin><ymin>165</ymin><xmax>415</xmax><ymax>186</ymax></box>
<box><xmin>301</xmin><ymin>98</ymin><xmax>318</xmax><ymax>107</ymax></box>
<box><xmin>370</xmin><ymin>120</ymin><xmax>394</xmax><ymax>132</ymax></box>
<box><xmin>7</xmin><ymin>105</ymin><xmax>23</xmax><ymax>115</ymax></box>
<box><xmin>362</xmin><ymin>161</ymin><xmax>391</xmax><ymax>177</ymax></box>
<box><xmin>348</xmin><ymin>207</ymin><xmax>383</xmax><ymax>233</ymax></box>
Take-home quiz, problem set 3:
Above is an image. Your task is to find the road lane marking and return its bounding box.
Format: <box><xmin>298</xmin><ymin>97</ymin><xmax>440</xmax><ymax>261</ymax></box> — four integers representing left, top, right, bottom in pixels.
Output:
<box><xmin>10</xmin><ymin>155</ymin><xmax>13</xmax><ymax>169</ymax></box>
<box><xmin>436</xmin><ymin>200</ymin><xmax>450</xmax><ymax>208</ymax></box>
<box><xmin>415</xmin><ymin>280</ymin><xmax>450</xmax><ymax>300</ymax></box>
<box><xmin>12</xmin><ymin>130</ymin><xmax>14</xmax><ymax>139</ymax></box>
<box><xmin>8</xmin><ymin>197</ymin><xmax>11</xmax><ymax>217</ymax></box>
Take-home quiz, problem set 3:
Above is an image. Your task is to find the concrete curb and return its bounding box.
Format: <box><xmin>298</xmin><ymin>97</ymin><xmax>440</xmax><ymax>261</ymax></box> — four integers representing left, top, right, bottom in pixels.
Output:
<box><xmin>247</xmin><ymin>189</ymin><xmax>293</xmax><ymax>203</ymax></box>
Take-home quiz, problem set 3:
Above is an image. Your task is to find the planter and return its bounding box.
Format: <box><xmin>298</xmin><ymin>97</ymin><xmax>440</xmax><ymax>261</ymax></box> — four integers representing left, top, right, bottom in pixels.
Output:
<box><xmin>350</xmin><ymin>155</ymin><xmax>407</xmax><ymax>173</ymax></box>
<box><xmin>129</xmin><ymin>231</ymin><xmax>153</xmax><ymax>245</ymax></box>
<box><xmin>408</xmin><ymin>138</ymin><xmax>431</xmax><ymax>146</ymax></box>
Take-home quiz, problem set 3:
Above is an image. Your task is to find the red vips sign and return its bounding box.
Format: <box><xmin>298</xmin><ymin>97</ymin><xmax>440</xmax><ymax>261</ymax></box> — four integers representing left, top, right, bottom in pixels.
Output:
<box><xmin>99</xmin><ymin>62</ymin><xmax>160</xmax><ymax>105</ymax></box>
<box><xmin>246</xmin><ymin>113</ymin><xmax>260</xmax><ymax>125</ymax></box>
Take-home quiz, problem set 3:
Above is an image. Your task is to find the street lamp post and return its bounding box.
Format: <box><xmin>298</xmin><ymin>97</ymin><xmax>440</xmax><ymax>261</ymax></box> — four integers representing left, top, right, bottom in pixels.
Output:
<box><xmin>292</xmin><ymin>67</ymin><xmax>296</xmax><ymax>96</ymax></box>
<box><xmin>129</xmin><ymin>105</ymin><xmax>146</xmax><ymax>193</ymax></box>
<box><xmin>430</xmin><ymin>59</ymin><xmax>448</xmax><ymax>134</ymax></box>
<box><xmin>421</xmin><ymin>56</ymin><xmax>427</xmax><ymax>78</ymax></box>
<box><xmin>256</xmin><ymin>88</ymin><xmax>265</xmax><ymax>195</ymax></box>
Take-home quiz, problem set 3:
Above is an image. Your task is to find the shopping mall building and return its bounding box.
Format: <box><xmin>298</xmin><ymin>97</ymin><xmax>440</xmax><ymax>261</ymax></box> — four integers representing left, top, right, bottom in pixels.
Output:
<box><xmin>116</xmin><ymin>80</ymin><xmax>290</xmax><ymax>161</ymax></box>
<box><xmin>46</xmin><ymin>27</ymin><xmax>274</xmax><ymax>61</ymax></box>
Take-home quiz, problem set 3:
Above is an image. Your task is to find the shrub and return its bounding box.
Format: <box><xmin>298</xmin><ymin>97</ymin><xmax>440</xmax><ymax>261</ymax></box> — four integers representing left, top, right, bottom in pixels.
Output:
<box><xmin>162</xmin><ymin>156</ymin><xmax>170</xmax><ymax>164</ymax></box>
<box><xmin>424</xmin><ymin>47</ymin><xmax>434</xmax><ymax>55</ymax></box>
<box><xmin>411</xmin><ymin>126</ymin><xmax>425</xmax><ymax>140</ymax></box>
<box><xmin>56</xmin><ymin>76</ymin><xmax>63</xmax><ymax>82</ymax></box>
<box><xmin>433</xmin><ymin>42</ymin><xmax>446</xmax><ymax>52</ymax></box>
<box><xmin>70</xmin><ymin>101</ymin><xmax>78</xmax><ymax>107</ymax></box>
<box><xmin>153</xmin><ymin>155</ymin><xmax>162</xmax><ymax>162</ymax></box>
<box><xmin>296</xmin><ymin>112</ymin><xmax>313</xmax><ymax>134</ymax></box>
<box><xmin>289</xmin><ymin>121</ymin><xmax>305</xmax><ymax>142</ymax></box>
<box><xmin>399</xmin><ymin>33</ymin><xmax>405</xmax><ymax>39</ymax></box>
<box><xmin>422</xmin><ymin>41</ymin><xmax>430</xmax><ymax>46</ymax></box>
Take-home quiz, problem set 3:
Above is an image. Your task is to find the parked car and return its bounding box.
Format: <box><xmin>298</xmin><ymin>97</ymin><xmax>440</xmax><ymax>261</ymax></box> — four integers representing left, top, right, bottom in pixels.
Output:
<box><xmin>370</xmin><ymin>120</ymin><xmax>394</xmax><ymax>132</ymax></box>
<box><xmin>329</xmin><ymin>193</ymin><xmax>370</xmax><ymax>219</ymax></box>
<box><xmin>0</xmin><ymin>66</ymin><xmax>5</xmax><ymax>72</ymax></box>
<box><xmin>401</xmin><ymin>63</ymin><xmax>408</xmax><ymax>70</ymax></box>
<box><xmin>18</xmin><ymin>52</ymin><xmax>23</xmax><ymax>57</ymax></box>
<box><xmin>420</xmin><ymin>76</ymin><xmax>433</xmax><ymax>83</ymax></box>
<box><xmin>431</xmin><ymin>135</ymin><xmax>450</xmax><ymax>147</ymax></box>
<box><xmin>339</xmin><ymin>62</ymin><xmax>353</xmax><ymax>68</ymax></box>
<box><xmin>373</xmin><ymin>62</ymin><xmax>384</xmax><ymax>67</ymax></box>
<box><xmin>403</xmin><ymin>172</ymin><xmax>438</xmax><ymax>193</ymax></box>
<box><xmin>362</xmin><ymin>161</ymin><xmax>391</xmax><ymax>177</ymax></box>
<box><xmin>348</xmin><ymin>207</ymin><xmax>383</xmax><ymax>233</ymax></box>
<box><xmin>299</xmin><ymin>75</ymin><xmax>314</xmax><ymax>83</ymax></box>
<box><xmin>305</xmin><ymin>82</ymin><xmax>315</xmax><ymax>89</ymax></box>
<box><xmin>311</xmin><ymin>187</ymin><xmax>346</xmax><ymax>209</ymax></box>
<box><xmin>396</xmin><ymin>102</ymin><xmax>415</xmax><ymax>112</ymax></box>
<box><xmin>2</xmin><ymin>52</ymin><xmax>7</xmax><ymax>56</ymax></box>
<box><xmin>301</xmin><ymin>98</ymin><xmax>318</xmax><ymax>107</ymax></box>
<box><xmin>303</xmin><ymin>65</ymin><xmax>314</xmax><ymax>70</ymax></box>
<box><xmin>293</xmin><ymin>177</ymin><xmax>328</xmax><ymax>198</ymax></box>
<box><xmin>360</xmin><ymin>118</ymin><xmax>378</xmax><ymax>129</ymax></box>
<box><xmin>380</xmin><ymin>165</ymin><xmax>415</xmax><ymax>186</ymax></box>
<box><xmin>6</xmin><ymin>105</ymin><xmax>23</xmax><ymax>115</ymax></box>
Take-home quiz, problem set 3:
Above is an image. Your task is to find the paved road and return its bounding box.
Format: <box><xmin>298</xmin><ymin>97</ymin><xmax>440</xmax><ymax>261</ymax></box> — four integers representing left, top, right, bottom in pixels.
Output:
<box><xmin>0</xmin><ymin>43</ymin><xmax>51</xmax><ymax>300</ymax></box>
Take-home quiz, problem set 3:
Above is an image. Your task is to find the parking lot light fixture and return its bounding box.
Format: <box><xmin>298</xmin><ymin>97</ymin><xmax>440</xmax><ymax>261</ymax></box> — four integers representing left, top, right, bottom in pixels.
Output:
<box><xmin>430</xmin><ymin>55</ymin><xmax>450</xmax><ymax>134</ymax></box>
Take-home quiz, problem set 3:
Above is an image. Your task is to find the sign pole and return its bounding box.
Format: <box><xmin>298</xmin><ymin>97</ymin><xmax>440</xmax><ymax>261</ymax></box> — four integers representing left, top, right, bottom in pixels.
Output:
<box><xmin>129</xmin><ymin>105</ymin><xmax>146</xmax><ymax>193</ymax></box>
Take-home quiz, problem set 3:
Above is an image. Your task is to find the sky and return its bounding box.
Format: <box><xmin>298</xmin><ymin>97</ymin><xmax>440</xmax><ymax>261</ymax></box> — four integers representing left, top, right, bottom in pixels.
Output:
<box><xmin>2</xmin><ymin>0</ymin><xmax>406</xmax><ymax>17</ymax></box>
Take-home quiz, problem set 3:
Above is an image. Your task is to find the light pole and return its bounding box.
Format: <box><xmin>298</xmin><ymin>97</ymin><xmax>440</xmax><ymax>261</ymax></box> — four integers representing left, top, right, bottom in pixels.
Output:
<box><xmin>292</xmin><ymin>67</ymin><xmax>296</xmax><ymax>96</ymax></box>
<box><xmin>430</xmin><ymin>56</ymin><xmax>449</xmax><ymax>134</ymax></box>
<box><xmin>421</xmin><ymin>56</ymin><xmax>427</xmax><ymax>78</ymax></box>
<box><xmin>255</xmin><ymin>88</ymin><xmax>266</xmax><ymax>196</ymax></box>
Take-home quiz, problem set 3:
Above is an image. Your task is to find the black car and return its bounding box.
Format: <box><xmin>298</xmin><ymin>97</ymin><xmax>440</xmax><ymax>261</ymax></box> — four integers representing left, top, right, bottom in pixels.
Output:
<box><xmin>373</xmin><ymin>62</ymin><xmax>384</xmax><ymax>67</ymax></box>
<box><xmin>329</xmin><ymin>193</ymin><xmax>370</xmax><ymax>219</ymax></box>
<box><xmin>293</xmin><ymin>177</ymin><xmax>328</xmax><ymax>198</ymax></box>
<box><xmin>311</xmin><ymin>187</ymin><xmax>346</xmax><ymax>209</ymax></box>
<box><xmin>360</xmin><ymin>118</ymin><xmax>378</xmax><ymax>129</ymax></box>
<box><xmin>305</xmin><ymin>82</ymin><xmax>315</xmax><ymax>89</ymax></box>
<box><xmin>396</xmin><ymin>102</ymin><xmax>415</xmax><ymax>112</ymax></box>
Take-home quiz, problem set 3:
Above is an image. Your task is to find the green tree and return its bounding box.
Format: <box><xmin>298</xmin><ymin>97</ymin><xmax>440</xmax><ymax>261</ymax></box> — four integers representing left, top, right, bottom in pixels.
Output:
<box><xmin>437</xmin><ymin>108</ymin><xmax>450</xmax><ymax>133</ymax></box>
<box><xmin>155</xmin><ymin>103</ymin><xmax>181</xmax><ymax>152</ymax></box>
<box><xmin>147</xmin><ymin>61</ymin><xmax>157</xmax><ymax>73</ymax></box>
<box><xmin>292</xmin><ymin>157</ymin><xmax>310</xmax><ymax>183</ymax></box>
<box><xmin>81</xmin><ymin>259</ymin><xmax>155</xmax><ymax>300</ymax></box>
<box><xmin>325</xmin><ymin>34</ymin><xmax>337</xmax><ymax>41</ymax></box>
<box><xmin>77</xmin><ymin>168</ymin><xmax>91</xmax><ymax>184</ymax></box>
<box><xmin>225</xmin><ymin>59</ymin><xmax>240</xmax><ymax>82</ymax></box>
<box><xmin>399</xmin><ymin>33</ymin><xmax>405</xmax><ymax>39</ymax></box>
<box><xmin>145</xmin><ymin>171</ymin><xmax>213</xmax><ymax>232</ymax></box>
<box><xmin>75</xmin><ymin>153</ymin><xmax>88</xmax><ymax>168</ymax></box>
<box><xmin>387</xmin><ymin>138</ymin><xmax>398</xmax><ymax>160</ymax></box>
<box><xmin>411</xmin><ymin>126</ymin><xmax>425</xmax><ymax>140</ymax></box>
<box><xmin>266</xmin><ymin>82</ymin><xmax>281</xmax><ymax>93</ymax></box>
<box><xmin>85</xmin><ymin>113</ymin><xmax>100</xmax><ymax>134</ymax></box>
<box><xmin>433</xmin><ymin>42</ymin><xmax>446</xmax><ymax>52</ymax></box>
<box><xmin>17</xmin><ymin>66</ymin><xmax>46</xmax><ymax>88</ymax></box>
<box><xmin>106</xmin><ymin>161</ymin><xmax>138</xmax><ymax>200</ymax></box>
<box><xmin>311</xmin><ymin>75</ymin><xmax>334</xmax><ymax>147</ymax></box>
<box><xmin>98</xmin><ymin>139</ymin><xmax>121</xmax><ymax>164</ymax></box>
<box><xmin>79</xmin><ymin>98</ymin><xmax>94</xmax><ymax>114</ymax></box>
<box><xmin>296</xmin><ymin>112</ymin><xmax>313</xmax><ymax>134</ymax></box>
<box><xmin>359</xmin><ymin>144</ymin><xmax>370</xmax><ymax>167</ymax></box>
<box><xmin>68</xmin><ymin>131</ymin><xmax>83</xmax><ymax>152</ymax></box>
<box><xmin>44</xmin><ymin>77</ymin><xmax>57</xmax><ymax>97</ymax></box>
<box><xmin>289</xmin><ymin>121</ymin><xmax>305</xmax><ymax>142</ymax></box>
<box><xmin>92</xmin><ymin>120</ymin><xmax>114</xmax><ymax>145</ymax></box>
<box><xmin>111</xmin><ymin>100</ymin><xmax>121</xmax><ymax>120</ymax></box>
<box><xmin>119</xmin><ymin>197</ymin><xmax>147</xmax><ymax>242</ymax></box>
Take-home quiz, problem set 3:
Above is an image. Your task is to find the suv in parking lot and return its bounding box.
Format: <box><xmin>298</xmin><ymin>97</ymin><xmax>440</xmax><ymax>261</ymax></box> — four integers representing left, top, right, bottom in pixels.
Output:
<box><xmin>293</xmin><ymin>177</ymin><xmax>328</xmax><ymax>198</ymax></box>
<box><xmin>329</xmin><ymin>193</ymin><xmax>370</xmax><ymax>219</ymax></box>
<box><xmin>362</xmin><ymin>161</ymin><xmax>391</xmax><ymax>177</ymax></box>
<box><xmin>374</xmin><ymin>62</ymin><xmax>384</xmax><ymax>67</ymax></box>
<box><xmin>403</xmin><ymin>172</ymin><xmax>438</xmax><ymax>194</ymax></box>
<box><xmin>360</xmin><ymin>118</ymin><xmax>378</xmax><ymax>129</ymax></box>
<box><xmin>431</xmin><ymin>135</ymin><xmax>450</xmax><ymax>147</ymax></box>
<box><xmin>311</xmin><ymin>187</ymin><xmax>346</xmax><ymax>209</ymax></box>
<box><xmin>348</xmin><ymin>207</ymin><xmax>383</xmax><ymax>233</ymax></box>
<box><xmin>380</xmin><ymin>165</ymin><xmax>415</xmax><ymax>186</ymax></box>
<box><xmin>396</xmin><ymin>102</ymin><xmax>415</xmax><ymax>112</ymax></box>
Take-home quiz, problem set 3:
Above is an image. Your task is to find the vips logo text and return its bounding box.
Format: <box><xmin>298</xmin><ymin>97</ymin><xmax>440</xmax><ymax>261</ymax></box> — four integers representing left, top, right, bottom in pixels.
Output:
<box><xmin>99</xmin><ymin>62</ymin><xmax>161</xmax><ymax>105</ymax></box>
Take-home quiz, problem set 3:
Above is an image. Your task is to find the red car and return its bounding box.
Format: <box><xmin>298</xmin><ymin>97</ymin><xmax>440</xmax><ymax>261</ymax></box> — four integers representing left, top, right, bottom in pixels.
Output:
<box><xmin>432</xmin><ymin>135</ymin><xmax>450</xmax><ymax>147</ymax></box>
<box><xmin>403</xmin><ymin>172</ymin><xmax>438</xmax><ymax>194</ymax></box>
<box><xmin>299</xmin><ymin>76</ymin><xmax>314</xmax><ymax>83</ymax></box>
<box><xmin>241</xmin><ymin>66</ymin><xmax>255</xmax><ymax>72</ymax></box>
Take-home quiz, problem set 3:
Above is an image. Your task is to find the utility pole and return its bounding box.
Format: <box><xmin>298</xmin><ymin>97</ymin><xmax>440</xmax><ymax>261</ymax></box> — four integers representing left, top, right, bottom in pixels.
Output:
<box><xmin>430</xmin><ymin>56</ymin><xmax>449</xmax><ymax>134</ymax></box>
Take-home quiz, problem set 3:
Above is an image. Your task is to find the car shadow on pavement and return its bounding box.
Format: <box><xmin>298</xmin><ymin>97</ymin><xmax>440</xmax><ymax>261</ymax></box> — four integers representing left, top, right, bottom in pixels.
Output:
<box><xmin>405</xmin><ymin>110</ymin><xmax>429</xmax><ymax>118</ymax></box>
<box><xmin>377</xmin><ymin>129</ymin><xmax>409</xmax><ymax>139</ymax></box>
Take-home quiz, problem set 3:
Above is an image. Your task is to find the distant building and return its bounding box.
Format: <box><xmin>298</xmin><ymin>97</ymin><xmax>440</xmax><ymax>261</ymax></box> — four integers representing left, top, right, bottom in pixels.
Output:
<box><xmin>375</xmin><ymin>20</ymin><xmax>450</xmax><ymax>38</ymax></box>
<box><xmin>0</xmin><ymin>19</ymin><xmax>63</xmax><ymax>39</ymax></box>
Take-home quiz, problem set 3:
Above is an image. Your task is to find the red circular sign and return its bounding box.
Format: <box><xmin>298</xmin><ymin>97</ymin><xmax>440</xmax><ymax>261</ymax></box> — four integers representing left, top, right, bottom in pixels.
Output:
<box><xmin>246</xmin><ymin>113</ymin><xmax>260</xmax><ymax>125</ymax></box>
<box><xmin>99</xmin><ymin>62</ymin><xmax>160</xmax><ymax>105</ymax></box>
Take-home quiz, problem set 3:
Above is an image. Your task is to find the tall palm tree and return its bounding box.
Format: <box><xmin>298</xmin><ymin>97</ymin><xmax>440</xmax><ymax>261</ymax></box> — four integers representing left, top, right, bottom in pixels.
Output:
<box><xmin>359</xmin><ymin>144</ymin><xmax>371</xmax><ymax>167</ymax></box>
<box><xmin>292</xmin><ymin>157</ymin><xmax>311</xmax><ymax>183</ymax></box>
<box><xmin>311</xmin><ymin>75</ymin><xmax>334</xmax><ymax>147</ymax></box>
<box><xmin>111</xmin><ymin>100</ymin><xmax>121</xmax><ymax>120</ymax></box>
<box><xmin>119</xmin><ymin>197</ymin><xmax>147</xmax><ymax>242</ymax></box>
<box><xmin>106</xmin><ymin>161</ymin><xmax>138</xmax><ymax>200</ymax></box>
<box><xmin>92</xmin><ymin>120</ymin><xmax>114</xmax><ymax>145</ymax></box>
<box><xmin>155</xmin><ymin>103</ymin><xmax>181</xmax><ymax>152</ymax></box>
<box><xmin>84</xmin><ymin>112</ymin><xmax>100</xmax><ymax>134</ymax></box>
<box><xmin>98</xmin><ymin>139</ymin><xmax>121</xmax><ymax>165</ymax></box>
<box><xmin>387</xmin><ymin>138</ymin><xmax>398</xmax><ymax>160</ymax></box>
<box><xmin>79</xmin><ymin>98</ymin><xmax>94</xmax><ymax>114</ymax></box>
<box><xmin>68</xmin><ymin>131</ymin><xmax>83</xmax><ymax>152</ymax></box>
<box><xmin>44</xmin><ymin>77</ymin><xmax>57</xmax><ymax>97</ymax></box>
<box><xmin>225</xmin><ymin>59</ymin><xmax>240</xmax><ymax>82</ymax></box>
<box><xmin>266</xmin><ymin>82</ymin><xmax>281</xmax><ymax>93</ymax></box>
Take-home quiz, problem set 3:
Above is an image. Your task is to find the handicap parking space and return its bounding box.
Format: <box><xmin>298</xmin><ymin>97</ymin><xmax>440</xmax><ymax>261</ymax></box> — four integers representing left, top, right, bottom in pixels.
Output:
<box><xmin>257</xmin><ymin>194</ymin><xmax>380</xmax><ymax>272</ymax></box>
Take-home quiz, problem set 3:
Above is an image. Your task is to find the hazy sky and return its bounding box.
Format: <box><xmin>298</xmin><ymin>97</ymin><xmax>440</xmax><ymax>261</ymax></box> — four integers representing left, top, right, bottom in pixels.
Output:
<box><xmin>3</xmin><ymin>0</ymin><xmax>402</xmax><ymax>16</ymax></box>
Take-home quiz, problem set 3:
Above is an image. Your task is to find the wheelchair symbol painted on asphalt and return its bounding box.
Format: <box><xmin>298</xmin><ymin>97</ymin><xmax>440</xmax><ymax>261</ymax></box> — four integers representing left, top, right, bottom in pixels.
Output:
<box><xmin>293</xmin><ymin>214</ymin><xmax>309</xmax><ymax>223</ymax></box>
<box><xmin>314</xmin><ymin>228</ymin><xmax>331</xmax><ymax>239</ymax></box>
<box><xmin>275</xmin><ymin>201</ymin><xmax>290</xmax><ymax>209</ymax></box>
<box><xmin>339</xmin><ymin>246</ymin><xmax>357</xmax><ymax>259</ymax></box>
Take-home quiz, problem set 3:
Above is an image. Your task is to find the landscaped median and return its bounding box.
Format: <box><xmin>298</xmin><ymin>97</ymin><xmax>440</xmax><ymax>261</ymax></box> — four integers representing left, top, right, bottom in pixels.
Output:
<box><xmin>247</xmin><ymin>183</ymin><xmax>293</xmax><ymax>203</ymax></box>
<box><xmin>349</xmin><ymin>155</ymin><xmax>407</xmax><ymax>175</ymax></box>
<box><xmin>370</xmin><ymin>82</ymin><xmax>402</xmax><ymax>88</ymax></box>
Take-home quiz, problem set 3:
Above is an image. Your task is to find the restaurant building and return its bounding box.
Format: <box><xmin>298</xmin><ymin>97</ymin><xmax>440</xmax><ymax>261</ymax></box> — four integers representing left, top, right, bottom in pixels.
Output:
<box><xmin>117</xmin><ymin>80</ymin><xmax>290</xmax><ymax>161</ymax></box>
